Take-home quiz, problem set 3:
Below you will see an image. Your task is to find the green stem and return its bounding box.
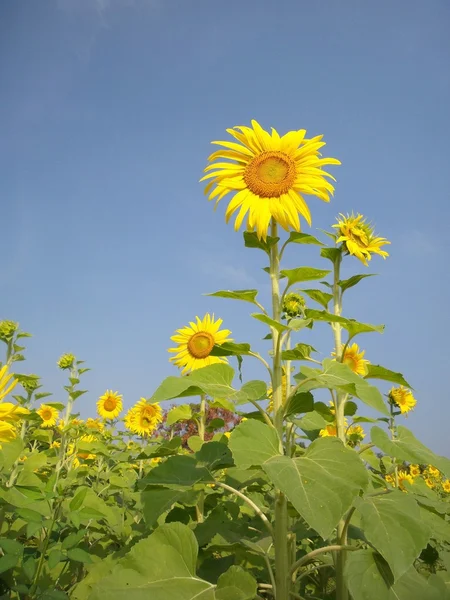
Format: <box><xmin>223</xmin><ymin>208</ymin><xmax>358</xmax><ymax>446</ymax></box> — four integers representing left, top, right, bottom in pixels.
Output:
<box><xmin>389</xmin><ymin>403</ymin><xmax>399</xmax><ymax>488</ymax></box>
<box><xmin>196</xmin><ymin>394</ymin><xmax>207</xmax><ymax>523</ymax></box>
<box><xmin>290</xmin><ymin>545</ymin><xmax>358</xmax><ymax>578</ymax></box>
<box><xmin>269</xmin><ymin>220</ymin><xmax>289</xmax><ymax>600</ymax></box>
<box><xmin>215</xmin><ymin>482</ymin><xmax>274</xmax><ymax>538</ymax></box>
<box><xmin>29</xmin><ymin>503</ymin><xmax>61</xmax><ymax>596</ymax></box>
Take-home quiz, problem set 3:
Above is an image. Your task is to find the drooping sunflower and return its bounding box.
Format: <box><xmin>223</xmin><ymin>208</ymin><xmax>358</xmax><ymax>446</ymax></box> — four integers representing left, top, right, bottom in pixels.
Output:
<box><xmin>97</xmin><ymin>390</ymin><xmax>123</xmax><ymax>420</ymax></box>
<box><xmin>333</xmin><ymin>213</ymin><xmax>390</xmax><ymax>266</ymax></box>
<box><xmin>0</xmin><ymin>364</ymin><xmax>18</xmax><ymax>401</ymax></box>
<box><xmin>37</xmin><ymin>404</ymin><xmax>59</xmax><ymax>428</ymax></box>
<box><xmin>125</xmin><ymin>399</ymin><xmax>162</xmax><ymax>436</ymax></box>
<box><xmin>86</xmin><ymin>417</ymin><xmax>104</xmax><ymax>432</ymax></box>
<box><xmin>201</xmin><ymin>120</ymin><xmax>340</xmax><ymax>240</ymax></box>
<box><xmin>341</xmin><ymin>343</ymin><xmax>370</xmax><ymax>376</ymax></box>
<box><xmin>388</xmin><ymin>386</ymin><xmax>416</xmax><ymax>415</ymax></box>
<box><xmin>168</xmin><ymin>314</ymin><xmax>232</xmax><ymax>375</ymax></box>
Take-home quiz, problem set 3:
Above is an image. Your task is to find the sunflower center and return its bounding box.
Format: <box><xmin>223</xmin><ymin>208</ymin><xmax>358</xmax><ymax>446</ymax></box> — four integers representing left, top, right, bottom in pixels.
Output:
<box><xmin>188</xmin><ymin>331</ymin><xmax>215</xmax><ymax>359</ymax></box>
<box><xmin>42</xmin><ymin>409</ymin><xmax>52</xmax><ymax>420</ymax></box>
<box><xmin>244</xmin><ymin>151</ymin><xmax>296</xmax><ymax>198</ymax></box>
<box><xmin>103</xmin><ymin>397</ymin><xmax>117</xmax><ymax>411</ymax></box>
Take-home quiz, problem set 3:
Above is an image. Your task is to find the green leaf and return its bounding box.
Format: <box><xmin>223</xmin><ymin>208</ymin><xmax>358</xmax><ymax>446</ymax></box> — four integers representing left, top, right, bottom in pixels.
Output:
<box><xmin>287</xmin><ymin>318</ymin><xmax>313</xmax><ymax>331</ymax></box>
<box><xmin>61</xmin><ymin>529</ymin><xmax>86</xmax><ymax>550</ymax></box>
<box><xmin>286</xmin><ymin>231</ymin><xmax>324</xmax><ymax>246</ymax></box>
<box><xmin>216</xmin><ymin>565</ymin><xmax>258</xmax><ymax>600</ymax></box>
<box><xmin>0</xmin><ymin>437</ymin><xmax>24</xmax><ymax>471</ymax></box>
<box><xmin>206</xmin><ymin>289</ymin><xmax>259</xmax><ymax>305</ymax></box>
<box><xmin>240</xmin><ymin>380</ymin><xmax>267</xmax><ymax>401</ymax></box>
<box><xmin>302</xmin><ymin>288</ymin><xmax>333</xmax><ymax>309</ymax></box>
<box><xmin>210</xmin><ymin>341</ymin><xmax>252</xmax><ymax>358</ymax></box>
<box><xmin>140</xmin><ymin>455</ymin><xmax>212</xmax><ymax>489</ymax></box>
<box><xmin>304</xmin><ymin>309</ymin><xmax>385</xmax><ymax>339</ymax></box>
<box><xmin>141</xmin><ymin>487</ymin><xmax>184</xmax><ymax>527</ymax></box>
<box><xmin>45</xmin><ymin>402</ymin><xmax>66</xmax><ymax>411</ymax></box>
<box><xmin>280</xmin><ymin>267</ymin><xmax>331</xmax><ymax>287</ymax></box>
<box><xmin>88</xmin><ymin>523</ymin><xmax>215</xmax><ymax>600</ymax></box>
<box><xmin>345</xmin><ymin>551</ymin><xmax>441</xmax><ymax>600</ymax></box>
<box><xmin>67</xmin><ymin>548</ymin><xmax>93</xmax><ymax>564</ymax></box>
<box><xmin>251</xmin><ymin>313</ymin><xmax>289</xmax><ymax>334</ymax></box>
<box><xmin>0</xmin><ymin>553</ymin><xmax>19</xmax><ymax>575</ymax></box>
<box><xmin>243</xmin><ymin>231</ymin><xmax>279</xmax><ymax>253</ymax></box>
<box><xmin>70</xmin><ymin>390</ymin><xmax>87</xmax><ymax>401</ymax></box>
<box><xmin>304</xmin><ymin>308</ymin><xmax>349</xmax><ymax>325</ymax></box>
<box><xmin>70</xmin><ymin>488</ymin><xmax>89</xmax><ymax>512</ymax></box>
<box><xmin>228</xmin><ymin>420</ymin><xmax>281</xmax><ymax>469</ymax></box>
<box><xmin>281</xmin><ymin>343</ymin><xmax>317</xmax><ymax>361</ymax></box>
<box><xmin>295</xmin><ymin>410</ymin><xmax>328</xmax><ymax>432</ymax></box>
<box><xmin>0</xmin><ymin>538</ymin><xmax>23</xmax><ymax>557</ymax></box>
<box><xmin>263</xmin><ymin>437</ymin><xmax>368</xmax><ymax>539</ymax></box>
<box><xmin>34</xmin><ymin>392</ymin><xmax>53</xmax><ymax>400</ymax></box>
<box><xmin>371</xmin><ymin>426</ymin><xmax>450</xmax><ymax>478</ymax></box>
<box><xmin>365</xmin><ymin>365</ymin><xmax>412</xmax><ymax>388</ymax></box>
<box><xmin>320</xmin><ymin>247</ymin><xmax>342</xmax><ymax>262</ymax></box>
<box><xmin>187</xmin><ymin>435</ymin><xmax>203</xmax><ymax>453</ymax></box>
<box><xmin>166</xmin><ymin>404</ymin><xmax>192</xmax><ymax>426</ymax></box>
<box><xmin>285</xmin><ymin>392</ymin><xmax>314</xmax><ymax>417</ymax></box>
<box><xmin>48</xmin><ymin>549</ymin><xmax>64</xmax><ymax>570</ymax></box>
<box><xmin>195</xmin><ymin>442</ymin><xmax>234</xmax><ymax>471</ymax></box>
<box><xmin>339</xmin><ymin>273</ymin><xmax>377</xmax><ymax>293</ymax></box>
<box><xmin>418</xmin><ymin>505</ymin><xmax>450</xmax><ymax>543</ymax></box>
<box><xmin>355</xmin><ymin>492</ymin><xmax>430</xmax><ymax>580</ymax></box>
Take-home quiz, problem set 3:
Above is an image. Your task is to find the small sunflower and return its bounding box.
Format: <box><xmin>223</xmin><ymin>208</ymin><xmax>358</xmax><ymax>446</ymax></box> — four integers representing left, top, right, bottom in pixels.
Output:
<box><xmin>425</xmin><ymin>465</ymin><xmax>440</xmax><ymax>478</ymax></box>
<box><xmin>37</xmin><ymin>404</ymin><xmax>59</xmax><ymax>428</ymax></box>
<box><xmin>168</xmin><ymin>314</ymin><xmax>232</xmax><ymax>375</ymax></box>
<box><xmin>333</xmin><ymin>213</ymin><xmax>390</xmax><ymax>266</ymax></box>
<box><xmin>125</xmin><ymin>399</ymin><xmax>163</xmax><ymax>436</ymax></box>
<box><xmin>282</xmin><ymin>292</ymin><xmax>306</xmax><ymax>320</ymax></box>
<box><xmin>442</xmin><ymin>480</ymin><xmax>450</xmax><ymax>493</ymax></box>
<box><xmin>388</xmin><ymin>386</ymin><xmax>416</xmax><ymax>415</ymax></box>
<box><xmin>340</xmin><ymin>343</ymin><xmax>370</xmax><ymax>376</ymax></box>
<box><xmin>409</xmin><ymin>464</ymin><xmax>421</xmax><ymax>478</ymax></box>
<box><xmin>425</xmin><ymin>477</ymin><xmax>435</xmax><ymax>490</ymax></box>
<box><xmin>347</xmin><ymin>424</ymin><xmax>365</xmax><ymax>447</ymax></box>
<box><xmin>86</xmin><ymin>417</ymin><xmax>104</xmax><ymax>432</ymax></box>
<box><xmin>202</xmin><ymin>120</ymin><xmax>340</xmax><ymax>240</ymax></box>
<box><xmin>397</xmin><ymin>470</ymin><xmax>414</xmax><ymax>491</ymax></box>
<box><xmin>319</xmin><ymin>423</ymin><xmax>338</xmax><ymax>438</ymax></box>
<box><xmin>97</xmin><ymin>390</ymin><xmax>123</xmax><ymax>420</ymax></box>
<box><xmin>0</xmin><ymin>365</ymin><xmax>18</xmax><ymax>401</ymax></box>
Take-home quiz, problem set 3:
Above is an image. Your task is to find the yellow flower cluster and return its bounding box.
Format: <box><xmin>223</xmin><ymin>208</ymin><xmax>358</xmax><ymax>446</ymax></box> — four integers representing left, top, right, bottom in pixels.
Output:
<box><xmin>0</xmin><ymin>365</ymin><xmax>28</xmax><ymax>446</ymax></box>
<box><xmin>124</xmin><ymin>398</ymin><xmax>163</xmax><ymax>437</ymax></box>
<box><xmin>385</xmin><ymin>463</ymin><xmax>450</xmax><ymax>494</ymax></box>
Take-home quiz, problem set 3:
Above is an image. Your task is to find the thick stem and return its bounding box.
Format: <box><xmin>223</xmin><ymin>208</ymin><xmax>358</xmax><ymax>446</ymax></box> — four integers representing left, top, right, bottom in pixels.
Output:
<box><xmin>269</xmin><ymin>220</ymin><xmax>290</xmax><ymax>600</ymax></box>
<box><xmin>389</xmin><ymin>403</ymin><xmax>399</xmax><ymax>488</ymax></box>
<box><xmin>196</xmin><ymin>394</ymin><xmax>207</xmax><ymax>522</ymax></box>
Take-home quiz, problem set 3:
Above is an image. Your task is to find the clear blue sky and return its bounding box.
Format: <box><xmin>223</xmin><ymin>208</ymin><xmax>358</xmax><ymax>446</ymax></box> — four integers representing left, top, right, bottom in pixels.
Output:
<box><xmin>1</xmin><ymin>0</ymin><xmax>449</xmax><ymax>454</ymax></box>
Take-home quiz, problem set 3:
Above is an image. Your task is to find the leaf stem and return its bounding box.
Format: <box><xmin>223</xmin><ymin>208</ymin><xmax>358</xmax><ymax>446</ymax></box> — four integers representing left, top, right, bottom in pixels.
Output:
<box><xmin>290</xmin><ymin>545</ymin><xmax>358</xmax><ymax>578</ymax></box>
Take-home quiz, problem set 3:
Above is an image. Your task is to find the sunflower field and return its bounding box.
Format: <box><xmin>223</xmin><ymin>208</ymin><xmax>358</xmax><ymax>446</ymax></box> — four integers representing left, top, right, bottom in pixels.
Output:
<box><xmin>1</xmin><ymin>121</ymin><xmax>449</xmax><ymax>600</ymax></box>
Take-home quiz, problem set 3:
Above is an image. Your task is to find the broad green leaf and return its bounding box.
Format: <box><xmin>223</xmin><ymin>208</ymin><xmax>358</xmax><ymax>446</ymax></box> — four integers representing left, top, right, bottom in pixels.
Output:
<box><xmin>216</xmin><ymin>565</ymin><xmax>258</xmax><ymax>600</ymax></box>
<box><xmin>45</xmin><ymin>402</ymin><xmax>66</xmax><ymax>411</ymax></box>
<box><xmin>280</xmin><ymin>267</ymin><xmax>331</xmax><ymax>287</ymax></box>
<box><xmin>137</xmin><ymin>437</ymin><xmax>182</xmax><ymax>460</ymax></box>
<box><xmin>0</xmin><ymin>538</ymin><xmax>23</xmax><ymax>557</ymax></box>
<box><xmin>263</xmin><ymin>437</ymin><xmax>368</xmax><ymax>539</ymax></box>
<box><xmin>320</xmin><ymin>247</ymin><xmax>342</xmax><ymax>262</ymax></box>
<box><xmin>295</xmin><ymin>410</ymin><xmax>328</xmax><ymax>432</ymax></box>
<box><xmin>285</xmin><ymin>391</ymin><xmax>314</xmax><ymax>417</ymax></box>
<box><xmin>240</xmin><ymin>380</ymin><xmax>267</xmax><ymax>401</ymax></box>
<box><xmin>88</xmin><ymin>523</ymin><xmax>215</xmax><ymax>600</ymax></box>
<box><xmin>67</xmin><ymin>548</ymin><xmax>93</xmax><ymax>564</ymax></box>
<box><xmin>70</xmin><ymin>488</ymin><xmax>88</xmax><ymax>512</ymax></box>
<box><xmin>210</xmin><ymin>342</ymin><xmax>252</xmax><ymax>357</ymax></box>
<box><xmin>140</xmin><ymin>455</ymin><xmax>212</xmax><ymax>489</ymax></box>
<box><xmin>365</xmin><ymin>365</ymin><xmax>411</xmax><ymax>388</ymax></box>
<box><xmin>166</xmin><ymin>404</ymin><xmax>192</xmax><ymax>426</ymax></box>
<box><xmin>371</xmin><ymin>426</ymin><xmax>450</xmax><ymax>478</ymax></box>
<box><xmin>304</xmin><ymin>308</ymin><xmax>349</xmax><ymax>325</ymax></box>
<box><xmin>243</xmin><ymin>231</ymin><xmax>279</xmax><ymax>253</ymax></box>
<box><xmin>302</xmin><ymin>288</ymin><xmax>333</xmax><ymax>309</ymax></box>
<box><xmin>48</xmin><ymin>549</ymin><xmax>64</xmax><ymax>570</ymax></box>
<box><xmin>285</xmin><ymin>231</ymin><xmax>324</xmax><ymax>246</ymax></box>
<box><xmin>418</xmin><ymin>505</ymin><xmax>450</xmax><ymax>542</ymax></box>
<box><xmin>295</xmin><ymin>359</ymin><xmax>389</xmax><ymax>415</ymax></box>
<box><xmin>287</xmin><ymin>318</ymin><xmax>313</xmax><ymax>331</ymax></box>
<box><xmin>142</xmin><ymin>487</ymin><xmax>183</xmax><ymax>526</ymax></box>
<box><xmin>206</xmin><ymin>289</ymin><xmax>259</xmax><ymax>305</ymax></box>
<box><xmin>0</xmin><ymin>437</ymin><xmax>24</xmax><ymax>471</ymax></box>
<box><xmin>355</xmin><ymin>492</ymin><xmax>430</xmax><ymax>580</ymax></box>
<box><xmin>195</xmin><ymin>442</ymin><xmax>234</xmax><ymax>471</ymax></box>
<box><xmin>62</xmin><ymin>530</ymin><xmax>86</xmax><ymax>550</ymax></box>
<box><xmin>228</xmin><ymin>420</ymin><xmax>281</xmax><ymax>469</ymax></box>
<box><xmin>251</xmin><ymin>313</ymin><xmax>288</xmax><ymax>334</ymax></box>
<box><xmin>187</xmin><ymin>435</ymin><xmax>203</xmax><ymax>452</ymax></box>
<box><xmin>281</xmin><ymin>343</ymin><xmax>317</xmax><ymax>361</ymax></box>
<box><xmin>339</xmin><ymin>273</ymin><xmax>377</xmax><ymax>293</ymax></box>
<box><xmin>0</xmin><ymin>554</ymin><xmax>19</xmax><ymax>575</ymax></box>
<box><xmin>304</xmin><ymin>309</ymin><xmax>385</xmax><ymax>339</ymax></box>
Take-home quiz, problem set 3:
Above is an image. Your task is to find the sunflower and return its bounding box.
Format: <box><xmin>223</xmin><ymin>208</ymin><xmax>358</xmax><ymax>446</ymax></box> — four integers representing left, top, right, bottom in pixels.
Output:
<box><xmin>409</xmin><ymin>464</ymin><xmax>421</xmax><ymax>478</ymax></box>
<box><xmin>346</xmin><ymin>424</ymin><xmax>365</xmax><ymax>447</ymax></box>
<box><xmin>425</xmin><ymin>465</ymin><xmax>440</xmax><ymax>478</ymax></box>
<box><xmin>201</xmin><ymin>120</ymin><xmax>340</xmax><ymax>240</ymax></box>
<box><xmin>339</xmin><ymin>343</ymin><xmax>370</xmax><ymax>376</ymax></box>
<box><xmin>282</xmin><ymin>292</ymin><xmax>306</xmax><ymax>320</ymax></box>
<box><xmin>168</xmin><ymin>314</ymin><xmax>232</xmax><ymax>375</ymax></box>
<box><xmin>388</xmin><ymin>386</ymin><xmax>416</xmax><ymax>415</ymax></box>
<box><xmin>125</xmin><ymin>399</ymin><xmax>162</xmax><ymax>436</ymax></box>
<box><xmin>333</xmin><ymin>213</ymin><xmax>390</xmax><ymax>266</ymax></box>
<box><xmin>397</xmin><ymin>470</ymin><xmax>414</xmax><ymax>491</ymax></box>
<box><xmin>86</xmin><ymin>417</ymin><xmax>104</xmax><ymax>432</ymax></box>
<box><xmin>442</xmin><ymin>480</ymin><xmax>450</xmax><ymax>493</ymax></box>
<box><xmin>319</xmin><ymin>417</ymin><xmax>348</xmax><ymax>438</ymax></box>
<box><xmin>0</xmin><ymin>365</ymin><xmax>18</xmax><ymax>401</ymax></box>
<box><xmin>0</xmin><ymin>403</ymin><xmax>29</xmax><ymax>423</ymax></box>
<box><xmin>425</xmin><ymin>477</ymin><xmax>435</xmax><ymax>490</ymax></box>
<box><xmin>37</xmin><ymin>404</ymin><xmax>59</xmax><ymax>428</ymax></box>
<box><xmin>76</xmin><ymin>434</ymin><xmax>97</xmax><ymax>460</ymax></box>
<box><xmin>0</xmin><ymin>420</ymin><xmax>17</xmax><ymax>445</ymax></box>
<box><xmin>97</xmin><ymin>390</ymin><xmax>123</xmax><ymax>420</ymax></box>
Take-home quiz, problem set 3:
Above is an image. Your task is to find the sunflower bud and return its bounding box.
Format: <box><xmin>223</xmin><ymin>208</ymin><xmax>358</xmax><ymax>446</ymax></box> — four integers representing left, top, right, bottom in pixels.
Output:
<box><xmin>15</xmin><ymin>374</ymin><xmax>41</xmax><ymax>394</ymax></box>
<box><xmin>57</xmin><ymin>353</ymin><xmax>76</xmax><ymax>370</ymax></box>
<box><xmin>282</xmin><ymin>292</ymin><xmax>305</xmax><ymax>319</ymax></box>
<box><xmin>0</xmin><ymin>320</ymin><xmax>19</xmax><ymax>343</ymax></box>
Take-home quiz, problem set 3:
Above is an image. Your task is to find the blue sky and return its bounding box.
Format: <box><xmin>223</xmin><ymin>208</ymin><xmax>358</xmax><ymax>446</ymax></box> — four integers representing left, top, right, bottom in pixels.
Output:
<box><xmin>1</xmin><ymin>0</ymin><xmax>449</xmax><ymax>454</ymax></box>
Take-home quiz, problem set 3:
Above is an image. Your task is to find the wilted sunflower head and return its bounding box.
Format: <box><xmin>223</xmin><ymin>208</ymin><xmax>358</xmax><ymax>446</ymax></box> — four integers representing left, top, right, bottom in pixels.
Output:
<box><xmin>388</xmin><ymin>386</ymin><xmax>416</xmax><ymax>415</ymax></box>
<box><xmin>97</xmin><ymin>390</ymin><xmax>123</xmax><ymax>420</ymax></box>
<box><xmin>37</xmin><ymin>404</ymin><xmax>59</xmax><ymax>428</ymax></box>
<box><xmin>202</xmin><ymin>120</ymin><xmax>340</xmax><ymax>240</ymax></box>
<box><xmin>168</xmin><ymin>314</ymin><xmax>232</xmax><ymax>375</ymax></box>
<box><xmin>332</xmin><ymin>213</ymin><xmax>390</xmax><ymax>266</ymax></box>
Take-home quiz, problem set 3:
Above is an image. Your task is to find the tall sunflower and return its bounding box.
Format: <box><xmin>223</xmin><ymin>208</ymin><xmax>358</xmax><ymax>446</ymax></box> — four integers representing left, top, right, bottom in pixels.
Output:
<box><xmin>333</xmin><ymin>213</ymin><xmax>390</xmax><ymax>266</ymax></box>
<box><xmin>341</xmin><ymin>343</ymin><xmax>370</xmax><ymax>376</ymax></box>
<box><xmin>37</xmin><ymin>404</ymin><xmax>59</xmax><ymax>428</ymax></box>
<box><xmin>201</xmin><ymin>120</ymin><xmax>340</xmax><ymax>240</ymax></box>
<box><xmin>388</xmin><ymin>386</ymin><xmax>416</xmax><ymax>415</ymax></box>
<box><xmin>124</xmin><ymin>399</ymin><xmax>162</xmax><ymax>436</ymax></box>
<box><xmin>168</xmin><ymin>313</ymin><xmax>232</xmax><ymax>375</ymax></box>
<box><xmin>97</xmin><ymin>390</ymin><xmax>123</xmax><ymax>420</ymax></box>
